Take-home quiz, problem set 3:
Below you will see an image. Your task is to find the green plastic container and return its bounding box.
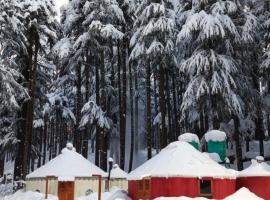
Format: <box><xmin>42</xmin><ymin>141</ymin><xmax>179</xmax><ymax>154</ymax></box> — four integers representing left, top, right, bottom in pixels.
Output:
<box><xmin>189</xmin><ymin>141</ymin><xmax>200</xmax><ymax>150</ymax></box>
<box><xmin>207</xmin><ymin>140</ymin><xmax>226</xmax><ymax>162</ymax></box>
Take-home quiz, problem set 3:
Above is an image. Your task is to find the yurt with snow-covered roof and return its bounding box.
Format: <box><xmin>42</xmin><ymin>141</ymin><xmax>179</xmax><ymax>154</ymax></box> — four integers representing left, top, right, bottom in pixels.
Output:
<box><xmin>26</xmin><ymin>143</ymin><xmax>107</xmax><ymax>200</ymax></box>
<box><xmin>128</xmin><ymin>141</ymin><xmax>237</xmax><ymax>200</ymax></box>
<box><xmin>237</xmin><ymin>156</ymin><xmax>270</xmax><ymax>200</ymax></box>
<box><xmin>109</xmin><ymin>164</ymin><xmax>128</xmax><ymax>190</ymax></box>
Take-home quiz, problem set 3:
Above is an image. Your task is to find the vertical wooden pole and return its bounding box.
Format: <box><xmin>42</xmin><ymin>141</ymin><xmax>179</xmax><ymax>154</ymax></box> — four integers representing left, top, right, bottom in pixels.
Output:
<box><xmin>45</xmin><ymin>176</ymin><xmax>49</xmax><ymax>199</ymax></box>
<box><xmin>93</xmin><ymin>174</ymin><xmax>101</xmax><ymax>200</ymax></box>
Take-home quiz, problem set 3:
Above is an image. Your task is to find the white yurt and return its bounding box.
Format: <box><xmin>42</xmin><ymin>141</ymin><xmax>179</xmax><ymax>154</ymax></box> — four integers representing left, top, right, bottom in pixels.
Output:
<box><xmin>26</xmin><ymin>143</ymin><xmax>107</xmax><ymax>199</ymax></box>
<box><xmin>109</xmin><ymin>164</ymin><xmax>128</xmax><ymax>190</ymax></box>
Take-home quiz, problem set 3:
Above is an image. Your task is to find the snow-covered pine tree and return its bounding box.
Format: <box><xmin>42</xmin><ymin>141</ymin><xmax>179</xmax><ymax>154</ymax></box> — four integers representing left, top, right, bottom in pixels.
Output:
<box><xmin>61</xmin><ymin>0</ymin><xmax>124</xmax><ymax>170</ymax></box>
<box><xmin>2</xmin><ymin>0</ymin><xmax>60</xmax><ymax>180</ymax></box>
<box><xmin>130</xmin><ymin>0</ymin><xmax>176</xmax><ymax>154</ymax></box>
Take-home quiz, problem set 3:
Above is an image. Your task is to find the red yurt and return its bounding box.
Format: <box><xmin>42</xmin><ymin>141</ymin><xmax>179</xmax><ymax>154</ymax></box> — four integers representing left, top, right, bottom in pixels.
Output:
<box><xmin>128</xmin><ymin>141</ymin><xmax>237</xmax><ymax>200</ymax></box>
<box><xmin>237</xmin><ymin>156</ymin><xmax>270</xmax><ymax>200</ymax></box>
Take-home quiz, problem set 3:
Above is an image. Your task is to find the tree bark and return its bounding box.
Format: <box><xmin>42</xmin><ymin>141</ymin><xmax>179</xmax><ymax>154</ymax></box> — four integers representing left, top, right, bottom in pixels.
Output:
<box><xmin>233</xmin><ymin>115</ymin><xmax>243</xmax><ymax>171</ymax></box>
<box><xmin>100</xmin><ymin>49</ymin><xmax>107</xmax><ymax>171</ymax></box>
<box><xmin>146</xmin><ymin>59</ymin><xmax>152</xmax><ymax>159</ymax></box>
<box><xmin>95</xmin><ymin>53</ymin><xmax>101</xmax><ymax>167</ymax></box>
<box><xmin>159</xmin><ymin>66</ymin><xmax>167</xmax><ymax>149</ymax></box>
<box><xmin>134</xmin><ymin>66</ymin><xmax>139</xmax><ymax>153</ymax></box>
<box><xmin>128</xmin><ymin>57</ymin><xmax>135</xmax><ymax>172</ymax></box>
<box><xmin>119</xmin><ymin>42</ymin><xmax>127</xmax><ymax>170</ymax></box>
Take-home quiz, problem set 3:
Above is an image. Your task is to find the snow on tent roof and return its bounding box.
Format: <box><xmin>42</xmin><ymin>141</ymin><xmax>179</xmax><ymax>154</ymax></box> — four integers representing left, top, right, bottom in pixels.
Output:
<box><xmin>239</xmin><ymin>157</ymin><xmax>270</xmax><ymax>177</ymax></box>
<box><xmin>128</xmin><ymin>141</ymin><xmax>237</xmax><ymax>180</ymax></box>
<box><xmin>178</xmin><ymin>133</ymin><xmax>199</xmax><ymax>143</ymax></box>
<box><xmin>26</xmin><ymin>144</ymin><xmax>107</xmax><ymax>179</ymax></box>
<box><xmin>110</xmin><ymin>164</ymin><xmax>127</xmax><ymax>179</ymax></box>
<box><xmin>205</xmin><ymin>130</ymin><xmax>226</xmax><ymax>142</ymax></box>
<box><xmin>224</xmin><ymin>187</ymin><xmax>263</xmax><ymax>200</ymax></box>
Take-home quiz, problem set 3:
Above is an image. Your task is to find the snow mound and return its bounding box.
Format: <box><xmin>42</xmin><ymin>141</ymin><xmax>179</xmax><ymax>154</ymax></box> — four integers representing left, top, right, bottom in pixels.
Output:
<box><xmin>178</xmin><ymin>133</ymin><xmax>199</xmax><ymax>143</ymax></box>
<box><xmin>203</xmin><ymin>152</ymin><xmax>222</xmax><ymax>163</ymax></box>
<box><xmin>27</xmin><ymin>145</ymin><xmax>107</xmax><ymax>179</ymax></box>
<box><xmin>224</xmin><ymin>187</ymin><xmax>263</xmax><ymax>200</ymax></box>
<box><xmin>239</xmin><ymin>157</ymin><xmax>270</xmax><ymax>177</ymax></box>
<box><xmin>154</xmin><ymin>188</ymin><xmax>262</xmax><ymax>200</ymax></box>
<box><xmin>77</xmin><ymin>189</ymin><xmax>131</xmax><ymax>200</ymax></box>
<box><xmin>111</xmin><ymin>164</ymin><xmax>127</xmax><ymax>179</ymax></box>
<box><xmin>205</xmin><ymin>130</ymin><xmax>226</xmax><ymax>142</ymax></box>
<box><xmin>128</xmin><ymin>141</ymin><xmax>237</xmax><ymax>180</ymax></box>
<box><xmin>2</xmin><ymin>190</ymin><xmax>57</xmax><ymax>200</ymax></box>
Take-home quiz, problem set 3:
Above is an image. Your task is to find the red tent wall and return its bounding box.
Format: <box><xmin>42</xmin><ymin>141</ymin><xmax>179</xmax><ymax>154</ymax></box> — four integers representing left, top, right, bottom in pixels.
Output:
<box><xmin>129</xmin><ymin>177</ymin><xmax>236</xmax><ymax>200</ymax></box>
<box><xmin>212</xmin><ymin>179</ymin><xmax>236</xmax><ymax>199</ymax></box>
<box><xmin>237</xmin><ymin>177</ymin><xmax>270</xmax><ymax>200</ymax></box>
<box><xmin>128</xmin><ymin>181</ymin><xmax>137</xmax><ymax>200</ymax></box>
<box><xmin>151</xmin><ymin>177</ymin><xmax>198</xmax><ymax>199</ymax></box>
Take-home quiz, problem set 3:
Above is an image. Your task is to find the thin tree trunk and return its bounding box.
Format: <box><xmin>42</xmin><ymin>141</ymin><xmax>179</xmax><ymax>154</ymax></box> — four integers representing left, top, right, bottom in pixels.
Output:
<box><xmin>146</xmin><ymin>59</ymin><xmax>152</xmax><ymax>159</ymax></box>
<box><xmin>233</xmin><ymin>115</ymin><xmax>243</xmax><ymax>171</ymax></box>
<box><xmin>134</xmin><ymin>66</ymin><xmax>139</xmax><ymax>153</ymax></box>
<box><xmin>172</xmin><ymin>69</ymin><xmax>179</xmax><ymax>137</ymax></box>
<box><xmin>128</xmin><ymin>58</ymin><xmax>135</xmax><ymax>172</ymax></box>
<box><xmin>100</xmin><ymin>49</ymin><xmax>107</xmax><ymax>171</ymax></box>
<box><xmin>159</xmin><ymin>66</ymin><xmax>167</xmax><ymax>149</ymax></box>
<box><xmin>43</xmin><ymin>115</ymin><xmax>48</xmax><ymax>165</ymax></box>
<box><xmin>74</xmin><ymin>60</ymin><xmax>82</xmax><ymax>153</ymax></box>
<box><xmin>95</xmin><ymin>53</ymin><xmax>101</xmax><ymax>167</ymax></box>
<box><xmin>165</xmin><ymin>70</ymin><xmax>173</xmax><ymax>142</ymax></box>
<box><xmin>119</xmin><ymin>42</ymin><xmax>127</xmax><ymax>170</ymax></box>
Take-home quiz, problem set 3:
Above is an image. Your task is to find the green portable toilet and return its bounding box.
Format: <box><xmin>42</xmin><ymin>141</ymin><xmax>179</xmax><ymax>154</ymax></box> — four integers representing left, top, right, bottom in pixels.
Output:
<box><xmin>205</xmin><ymin>130</ymin><xmax>227</xmax><ymax>162</ymax></box>
<box><xmin>178</xmin><ymin>133</ymin><xmax>200</xmax><ymax>150</ymax></box>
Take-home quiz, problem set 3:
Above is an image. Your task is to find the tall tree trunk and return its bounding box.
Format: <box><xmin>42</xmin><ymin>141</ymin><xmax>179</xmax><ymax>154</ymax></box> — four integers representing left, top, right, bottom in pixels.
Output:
<box><xmin>100</xmin><ymin>49</ymin><xmax>107</xmax><ymax>171</ymax></box>
<box><xmin>134</xmin><ymin>66</ymin><xmax>139</xmax><ymax>153</ymax></box>
<box><xmin>95</xmin><ymin>54</ymin><xmax>101</xmax><ymax>167</ymax></box>
<box><xmin>172</xmin><ymin>69</ymin><xmax>179</xmax><ymax>137</ymax></box>
<box><xmin>74</xmin><ymin>61</ymin><xmax>82</xmax><ymax>153</ymax></box>
<box><xmin>159</xmin><ymin>66</ymin><xmax>167</xmax><ymax>149</ymax></box>
<box><xmin>82</xmin><ymin>52</ymin><xmax>91</xmax><ymax>159</ymax></box>
<box><xmin>19</xmin><ymin>30</ymin><xmax>39</xmax><ymax>180</ymax></box>
<box><xmin>128</xmin><ymin>58</ymin><xmax>135</xmax><ymax>172</ymax></box>
<box><xmin>120</xmin><ymin>42</ymin><xmax>127</xmax><ymax>170</ymax></box>
<box><xmin>233</xmin><ymin>115</ymin><xmax>243</xmax><ymax>171</ymax></box>
<box><xmin>146</xmin><ymin>59</ymin><xmax>152</xmax><ymax>159</ymax></box>
<box><xmin>165</xmin><ymin>70</ymin><xmax>173</xmax><ymax>142</ymax></box>
<box><xmin>154</xmin><ymin>71</ymin><xmax>159</xmax><ymax>151</ymax></box>
<box><xmin>43</xmin><ymin>115</ymin><xmax>48</xmax><ymax>165</ymax></box>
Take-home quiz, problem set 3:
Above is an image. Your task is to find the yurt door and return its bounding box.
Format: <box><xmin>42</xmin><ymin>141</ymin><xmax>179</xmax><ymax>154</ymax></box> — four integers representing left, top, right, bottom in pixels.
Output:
<box><xmin>58</xmin><ymin>181</ymin><xmax>75</xmax><ymax>200</ymax></box>
<box><xmin>137</xmin><ymin>179</ymin><xmax>151</xmax><ymax>199</ymax></box>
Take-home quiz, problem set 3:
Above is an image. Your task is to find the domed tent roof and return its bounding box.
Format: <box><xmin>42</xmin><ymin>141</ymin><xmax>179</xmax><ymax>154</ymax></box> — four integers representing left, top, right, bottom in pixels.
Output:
<box><xmin>27</xmin><ymin>143</ymin><xmax>107</xmax><ymax>179</ymax></box>
<box><xmin>128</xmin><ymin>141</ymin><xmax>237</xmax><ymax>180</ymax></box>
<box><xmin>239</xmin><ymin>157</ymin><xmax>270</xmax><ymax>177</ymax></box>
<box><xmin>110</xmin><ymin>164</ymin><xmax>127</xmax><ymax>179</ymax></box>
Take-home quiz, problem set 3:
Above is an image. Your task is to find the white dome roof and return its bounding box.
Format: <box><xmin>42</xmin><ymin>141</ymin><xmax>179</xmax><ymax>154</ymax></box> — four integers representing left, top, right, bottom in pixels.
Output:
<box><xmin>239</xmin><ymin>158</ymin><xmax>270</xmax><ymax>177</ymax></box>
<box><xmin>128</xmin><ymin>141</ymin><xmax>237</xmax><ymax>180</ymax></box>
<box><xmin>27</xmin><ymin>144</ymin><xmax>107</xmax><ymax>179</ymax></box>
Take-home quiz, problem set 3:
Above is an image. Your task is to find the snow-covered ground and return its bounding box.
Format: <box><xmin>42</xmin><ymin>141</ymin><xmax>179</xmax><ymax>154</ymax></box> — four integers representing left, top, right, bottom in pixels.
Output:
<box><xmin>0</xmin><ymin>187</ymin><xmax>262</xmax><ymax>200</ymax></box>
<box><xmin>0</xmin><ymin>189</ymin><xmax>131</xmax><ymax>200</ymax></box>
<box><xmin>154</xmin><ymin>188</ymin><xmax>262</xmax><ymax>200</ymax></box>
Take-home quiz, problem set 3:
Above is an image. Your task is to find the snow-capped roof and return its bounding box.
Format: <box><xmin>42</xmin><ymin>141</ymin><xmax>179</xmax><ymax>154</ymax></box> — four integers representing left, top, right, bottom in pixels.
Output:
<box><xmin>110</xmin><ymin>164</ymin><xmax>127</xmax><ymax>179</ymax></box>
<box><xmin>224</xmin><ymin>187</ymin><xmax>263</xmax><ymax>200</ymax></box>
<box><xmin>239</xmin><ymin>157</ymin><xmax>270</xmax><ymax>177</ymax></box>
<box><xmin>128</xmin><ymin>141</ymin><xmax>237</xmax><ymax>180</ymax></box>
<box><xmin>178</xmin><ymin>133</ymin><xmax>199</xmax><ymax>144</ymax></box>
<box><xmin>203</xmin><ymin>152</ymin><xmax>222</xmax><ymax>163</ymax></box>
<box><xmin>205</xmin><ymin>130</ymin><xmax>226</xmax><ymax>142</ymax></box>
<box><xmin>27</xmin><ymin>144</ymin><xmax>107</xmax><ymax>179</ymax></box>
